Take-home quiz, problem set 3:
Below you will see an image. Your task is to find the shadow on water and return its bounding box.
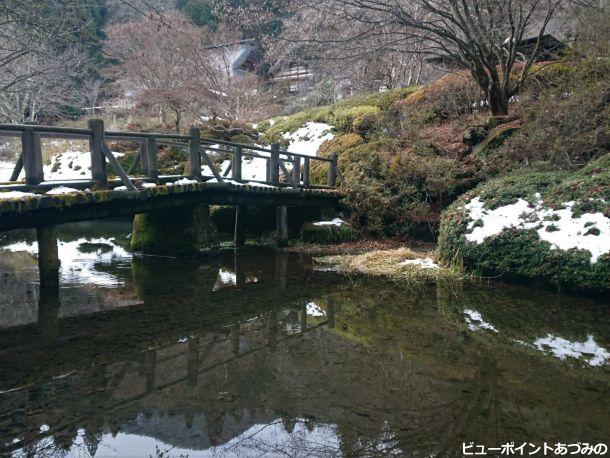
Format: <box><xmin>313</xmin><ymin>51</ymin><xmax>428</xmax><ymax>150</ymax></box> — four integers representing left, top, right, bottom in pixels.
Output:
<box><xmin>0</xmin><ymin>220</ymin><xmax>609</xmax><ymax>457</ymax></box>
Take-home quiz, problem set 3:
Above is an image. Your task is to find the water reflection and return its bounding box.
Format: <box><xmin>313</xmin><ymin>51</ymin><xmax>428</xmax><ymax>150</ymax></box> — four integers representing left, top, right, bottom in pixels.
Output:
<box><xmin>0</xmin><ymin>221</ymin><xmax>609</xmax><ymax>457</ymax></box>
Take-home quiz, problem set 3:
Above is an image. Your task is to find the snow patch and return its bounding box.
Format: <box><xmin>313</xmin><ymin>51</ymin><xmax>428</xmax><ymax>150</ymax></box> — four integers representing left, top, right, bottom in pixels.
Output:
<box><xmin>169</xmin><ymin>178</ymin><xmax>199</xmax><ymax>186</ymax></box>
<box><xmin>283</xmin><ymin>122</ymin><xmax>334</xmax><ymax>157</ymax></box>
<box><xmin>313</xmin><ymin>218</ymin><xmax>345</xmax><ymax>227</ymax></box>
<box><xmin>0</xmin><ymin>160</ymin><xmax>22</xmax><ymax>181</ymax></box>
<box><xmin>463</xmin><ymin>309</ymin><xmax>498</xmax><ymax>332</ymax></box>
<box><xmin>306</xmin><ymin>302</ymin><xmax>326</xmax><ymax>317</ymax></box>
<box><xmin>400</xmin><ymin>258</ymin><xmax>439</xmax><ymax>269</ymax></box>
<box><xmin>532</xmin><ymin>334</ymin><xmax>609</xmax><ymax>366</ymax></box>
<box><xmin>45</xmin><ymin>151</ymin><xmax>91</xmax><ymax>179</ymax></box>
<box><xmin>246</xmin><ymin>181</ymin><xmax>277</xmax><ymax>188</ymax></box>
<box><xmin>463</xmin><ymin>195</ymin><xmax>610</xmax><ymax>263</ymax></box>
<box><xmin>0</xmin><ymin>191</ymin><xmax>37</xmax><ymax>199</ymax></box>
<box><xmin>45</xmin><ymin>186</ymin><xmax>81</xmax><ymax>196</ymax></box>
<box><xmin>141</xmin><ymin>182</ymin><xmax>156</xmax><ymax>188</ymax></box>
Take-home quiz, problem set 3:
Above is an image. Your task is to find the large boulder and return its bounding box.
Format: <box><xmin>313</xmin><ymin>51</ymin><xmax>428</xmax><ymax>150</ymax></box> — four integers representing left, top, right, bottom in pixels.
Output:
<box><xmin>438</xmin><ymin>155</ymin><xmax>610</xmax><ymax>293</ymax></box>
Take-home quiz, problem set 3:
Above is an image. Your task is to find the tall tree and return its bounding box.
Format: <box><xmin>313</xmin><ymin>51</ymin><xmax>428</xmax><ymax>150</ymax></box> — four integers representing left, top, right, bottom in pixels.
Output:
<box><xmin>284</xmin><ymin>0</ymin><xmax>564</xmax><ymax>115</ymax></box>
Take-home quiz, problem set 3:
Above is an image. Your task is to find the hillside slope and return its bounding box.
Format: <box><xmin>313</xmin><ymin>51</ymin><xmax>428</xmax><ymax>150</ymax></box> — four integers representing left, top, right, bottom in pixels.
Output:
<box><xmin>254</xmin><ymin>56</ymin><xmax>610</xmax><ymax>292</ymax></box>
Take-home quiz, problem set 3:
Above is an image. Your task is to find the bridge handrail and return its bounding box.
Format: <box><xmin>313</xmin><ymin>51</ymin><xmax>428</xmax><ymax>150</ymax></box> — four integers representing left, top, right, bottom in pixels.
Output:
<box><xmin>0</xmin><ymin>120</ymin><xmax>339</xmax><ymax>191</ymax></box>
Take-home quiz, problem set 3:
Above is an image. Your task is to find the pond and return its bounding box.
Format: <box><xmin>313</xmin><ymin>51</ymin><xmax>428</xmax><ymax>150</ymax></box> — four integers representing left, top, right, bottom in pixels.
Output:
<box><xmin>0</xmin><ymin>221</ymin><xmax>609</xmax><ymax>457</ymax></box>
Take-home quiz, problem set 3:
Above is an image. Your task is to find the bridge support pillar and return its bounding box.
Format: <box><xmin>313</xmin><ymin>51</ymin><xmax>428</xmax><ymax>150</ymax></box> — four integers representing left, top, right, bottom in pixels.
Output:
<box><xmin>234</xmin><ymin>206</ymin><xmax>246</xmax><ymax>247</ymax></box>
<box><xmin>131</xmin><ymin>203</ymin><xmax>218</xmax><ymax>256</ymax></box>
<box><xmin>276</xmin><ymin>205</ymin><xmax>289</xmax><ymax>247</ymax></box>
<box><xmin>37</xmin><ymin>226</ymin><xmax>60</xmax><ymax>288</ymax></box>
<box><xmin>38</xmin><ymin>286</ymin><xmax>60</xmax><ymax>340</ymax></box>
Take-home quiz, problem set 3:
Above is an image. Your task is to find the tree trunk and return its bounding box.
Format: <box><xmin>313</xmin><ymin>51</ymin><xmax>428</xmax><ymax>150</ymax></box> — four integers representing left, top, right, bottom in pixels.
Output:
<box><xmin>173</xmin><ymin>110</ymin><xmax>181</xmax><ymax>133</ymax></box>
<box><xmin>488</xmin><ymin>83</ymin><xmax>509</xmax><ymax>115</ymax></box>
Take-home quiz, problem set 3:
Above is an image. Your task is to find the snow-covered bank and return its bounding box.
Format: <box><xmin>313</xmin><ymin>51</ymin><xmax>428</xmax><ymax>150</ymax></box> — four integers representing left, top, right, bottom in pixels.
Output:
<box><xmin>438</xmin><ymin>159</ymin><xmax>610</xmax><ymax>293</ymax></box>
<box><xmin>463</xmin><ymin>194</ymin><xmax>610</xmax><ymax>264</ymax></box>
<box><xmin>282</xmin><ymin>122</ymin><xmax>334</xmax><ymax>157</ymax></box>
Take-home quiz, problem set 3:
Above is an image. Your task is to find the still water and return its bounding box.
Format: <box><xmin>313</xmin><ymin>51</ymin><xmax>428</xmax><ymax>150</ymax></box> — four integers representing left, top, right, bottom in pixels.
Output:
<box><xmin>0</xmin><ymin>221</ymin><xmax>609</xmax><ymax>457</ymax></box>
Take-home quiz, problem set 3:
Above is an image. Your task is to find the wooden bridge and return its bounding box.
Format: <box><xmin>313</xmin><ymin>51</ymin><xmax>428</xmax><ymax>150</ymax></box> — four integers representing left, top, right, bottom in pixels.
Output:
<box><xmin>0</xmin><ymin>120</ymin><xmax>342</xmax><ymax>287</ymax></box>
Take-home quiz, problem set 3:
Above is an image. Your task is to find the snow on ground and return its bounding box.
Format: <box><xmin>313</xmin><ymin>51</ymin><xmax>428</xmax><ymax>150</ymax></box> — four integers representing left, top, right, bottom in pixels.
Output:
<box><xmin>0</xmin><ymin>191</ymin><xmax>37</xmax><ymax>199</ymax></box>
<box><xmin>168</xmin><ymin>178</ymin><xmax>199</xmax><ymax>186</ymax></box>
<box><xmin>463</xmin><ymin>309</ymin><xmax>498</xmax><ymax>332</ymax></box>
<box><xmin>45</xmin><ymin>151</ymin><xmax>92</xmax><ymax>179</ymax></box>
<box><xmin>141</xmin><ymin>182</ymin><xmax>156</xmax><ymax>188</ymax></box>
<box><xmin>0</xmin><ymin>160</ymin><xmax>22</xmax><ymax>181</ymax></box>
<box><xmin>306</xmin><ymin>302</ymin><xmax>326</xmax><ymax>317</ymax></box>
<box><xmin>463</xmin><ymin>195</ymin><xmax>610</xmax><ymax>263</ymax></box>
<box><xmin>313</xmin><ymin>218</ymin><xmax>346</xmax><ymax>227</ymax></box>
<box><xmin>202</xmin><ymin>157</ymin><xmax>268</xmax><ymax>182</ymax></box>
<box><xmin>283</xmin><ymin>122</ymin><xmax>334</xmax><ymax>157</ymax></box>
<box><xmin>246</xmin><ymin>181</ymin><xmax>276</xmax><ymax>188</ymax></box>
<box><xmin>45</xmin><ymin>186</ymin><xmax>81</xmax><ymax>196</ymax></box>
<box><xmin>527</xmin><ymin>334</ymin><xmax>609</xmax><ymax>366</ymax></box>
<box><xmin>202</xmin><ymin>159</ymin><xmax>230</xmax><ymax>178</ymax></box>
<box><xmin>400</xmin><ymin>258</ymin><xmax>439</xmax><ymax>269</ymax></box>
<box><xmin>241</xmin><ymin>157</ymin><xmax>268</xmax><ymax>181</ymax></box>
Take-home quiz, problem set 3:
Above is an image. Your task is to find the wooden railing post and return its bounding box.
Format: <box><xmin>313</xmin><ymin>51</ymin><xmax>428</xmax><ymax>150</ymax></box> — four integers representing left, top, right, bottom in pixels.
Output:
<box><xmin>328</xmin><ymin>153</ymin><xmax>338</xmax><ymax>187</ymax></box>
<box><xmin>189</xmin><ymin>127</ymin><xmax>202</xmax><ymax>180</ymax></box>
<box><xmin>303</xmin><ymin>157</ymin><xmax>310</xmax><ymax>188</ymax></box>
<box><xmin>270</xmin><ymin>143</ymin><xmax>280</xmax><ymax>186</ymax></box>
<box><xmin>22</xmin><ymin>126</ymin><xmax>43</xmax><ymax>185</ymax></box>
<box><xmin>88</xmin><ymin>118</ymin><xmax>107</xmax><ymax>185</ymax></box>
<box><xmin>146</xmin><ymin>136</ymin><xmax>158</xmax><ymax>180</ymax></box>
<box><xmin>139</xmin><ymin>141</ymin><xmax>150</xmax><ymax>176</ymax></box>
<box><xmin>232</xmin><ymin>146</ymin><xmax>242</xmax><ymax>181</ymax></box>
<box><xmin>292</xmin><ymin>156</ymin><xmax>301</xmax><ymax>187</ymax></box>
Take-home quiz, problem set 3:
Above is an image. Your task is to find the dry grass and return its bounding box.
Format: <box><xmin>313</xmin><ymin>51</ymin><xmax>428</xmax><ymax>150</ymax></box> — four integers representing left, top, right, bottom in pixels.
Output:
<box><xmin>315</xmin><ymin>247</ymin><xmax>471</xmax><ymax>285</ymax></box>
<box><xmin>283</xmin><ymin>237</ymin><xmax>435</xmax><ymax>256</ymax></box>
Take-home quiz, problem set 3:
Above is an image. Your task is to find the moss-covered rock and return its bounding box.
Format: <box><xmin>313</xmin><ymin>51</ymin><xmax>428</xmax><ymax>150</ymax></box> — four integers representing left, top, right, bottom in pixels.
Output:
<box><xmin>438</xmin><ymin>157</ymin><xmax>610</xmax><ymax>293</ymax></box>
<box><xmin>300</xmin><ymin>220</ymin><xmax>355</xmax><ymax>244</ymax></box>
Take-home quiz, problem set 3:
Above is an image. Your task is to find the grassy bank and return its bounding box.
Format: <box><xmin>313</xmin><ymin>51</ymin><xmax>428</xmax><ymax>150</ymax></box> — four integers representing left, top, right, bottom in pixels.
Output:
<box><xmin>314</xmin><ymin>247</ymin><xmax>469</xmax><ymax>285</ymax></box>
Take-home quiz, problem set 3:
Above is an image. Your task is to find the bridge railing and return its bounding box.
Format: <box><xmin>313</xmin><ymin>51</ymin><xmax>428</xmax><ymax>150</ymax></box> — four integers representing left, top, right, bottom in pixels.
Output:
<box><xmin>0</xmin><ymin>119</ymin><xmax>339</xmax><ymax>192</ymax></box>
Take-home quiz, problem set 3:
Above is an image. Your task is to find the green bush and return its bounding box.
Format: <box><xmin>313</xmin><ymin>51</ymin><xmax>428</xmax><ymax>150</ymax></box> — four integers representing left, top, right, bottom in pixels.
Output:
<box><xmin>331</xmin><ymin>106</ymin><xmax>381</xmax><ymax>135</ymax></box>
<box><xmin>300</xmin><ymin>222</ymin><xmax>355</xmax><ymax>244</ymax></box>
<box><xmin>494</xmin><ymin>58</ymin><xmax>610</xmax><ymax>171</ymax></box>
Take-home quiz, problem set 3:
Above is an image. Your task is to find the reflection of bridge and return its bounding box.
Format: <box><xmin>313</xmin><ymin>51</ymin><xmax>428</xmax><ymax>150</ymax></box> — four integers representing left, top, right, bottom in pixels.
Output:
<box><xmin>0</xmin><ymin>120</ymin><xmax>342</xmax><ymax>287</ymax></box>
<box><xmin>0</xmin><ymin>252</ymin><xmax>338</xmax><ymax>456</ymax></box>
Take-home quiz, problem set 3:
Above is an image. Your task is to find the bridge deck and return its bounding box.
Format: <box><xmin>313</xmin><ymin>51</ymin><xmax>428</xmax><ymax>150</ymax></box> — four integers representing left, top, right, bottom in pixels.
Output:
<box><xmin>0</xmin><ymin>181</ymin><xmax>342</xmax><ymax>231</ymax></box>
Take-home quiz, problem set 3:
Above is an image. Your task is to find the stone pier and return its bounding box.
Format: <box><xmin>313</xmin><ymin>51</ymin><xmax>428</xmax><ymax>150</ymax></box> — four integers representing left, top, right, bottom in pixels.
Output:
<box><xmin>131</xmin><ymin>203</ymin><xmax>218</xmax><ymax>256</ymax></box>
<box><xmin>36</xmin><ymin>226</ymin><xmax>60</xmax><ymax>288</ymax></box>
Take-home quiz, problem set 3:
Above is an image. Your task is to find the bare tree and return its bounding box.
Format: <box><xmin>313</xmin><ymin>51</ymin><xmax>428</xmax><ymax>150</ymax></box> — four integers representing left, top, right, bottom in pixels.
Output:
<box><xmin>0</xmin><ymin>40</ymin><xmax>85</xmax><ymax>122</ymax></box>
<box><xmin>282</xmin><ymin>0</ymin><xmax>564</xmax><ymax>115</ymax></box>
<box><xmin>105</xmin><ymin>13</ymin><xmax>277</xmax><ymax>130</ymax></box>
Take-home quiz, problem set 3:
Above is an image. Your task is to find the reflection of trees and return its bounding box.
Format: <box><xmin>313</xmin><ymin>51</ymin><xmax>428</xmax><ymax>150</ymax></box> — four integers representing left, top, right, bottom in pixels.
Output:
<box><xmin>2</xmin><ymin>279</ymin><xmax>609</xmax><ymax>456</ymax></box>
